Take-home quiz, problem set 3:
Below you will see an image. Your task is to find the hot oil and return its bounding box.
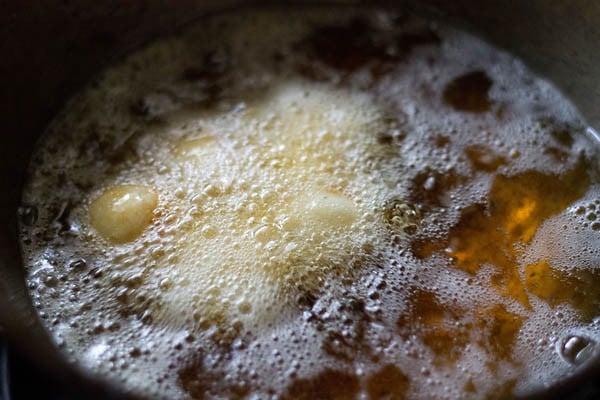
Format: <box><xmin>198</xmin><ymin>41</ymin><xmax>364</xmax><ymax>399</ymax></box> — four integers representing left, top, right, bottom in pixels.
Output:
<box><xmin>18</xmin><ymin>5</ymin><xmax>600</xmax><ymax>400</ymax></box>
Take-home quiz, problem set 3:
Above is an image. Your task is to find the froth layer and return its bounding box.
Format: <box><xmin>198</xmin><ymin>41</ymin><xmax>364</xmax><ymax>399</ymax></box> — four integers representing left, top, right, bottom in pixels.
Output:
<box><xmin>106</xmin><ymin>82</ymin><xmax>401</xmax><ymax>330</ymax></box>
<box><xmin>19</xmin><ymin>5</ymin><xmax>600</xmax><ymax>400</ymax></box>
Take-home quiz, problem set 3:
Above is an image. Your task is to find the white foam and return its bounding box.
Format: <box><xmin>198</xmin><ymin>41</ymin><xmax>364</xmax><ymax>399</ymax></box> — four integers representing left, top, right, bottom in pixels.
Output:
<box><xmin>19</xmin><ymin>5</ymin><xmax>600</xmax><ymax>400</ymax></box>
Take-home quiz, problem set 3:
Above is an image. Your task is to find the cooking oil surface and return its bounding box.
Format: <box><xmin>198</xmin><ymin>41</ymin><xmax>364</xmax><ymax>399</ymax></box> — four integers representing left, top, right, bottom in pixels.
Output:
<box><xmin>19</xmin><ymin>5</ymin><xmax>600</xmax><ymax>399</ymax></box>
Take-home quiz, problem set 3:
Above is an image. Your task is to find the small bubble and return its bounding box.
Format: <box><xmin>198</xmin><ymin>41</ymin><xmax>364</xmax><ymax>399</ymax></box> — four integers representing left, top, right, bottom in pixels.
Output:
<box><xmin>69</xmin><ymin>259</ymin><xmax>87</xmax><ymax>270</ymax></box>
<box><xmin>18</xmin><ymin>205</ymin><xmax>38</xmax><ymax>226</ymax></box>
<box><xmin>559</xmin><ymin>335</ymin><xmax>596</xmax><ymax>365</ymax></box>
<box><xmin>43</xmin><ymin>275</ymin><xmax>58</xmax><ymax>287</ymax></box>
<box><xmin>108</xmin><ymin>321</ymin><xmax>121</xmax><ymax>332</ymax></box>
<box><xmin>88</xmin><ymin>268</ymin><xmax>103</xmax><ymax>279</ymax></box>
<box><xmin>238</xmin><ymin>302</ymin><xmax>252</xmax><ymax>314</ymax></box>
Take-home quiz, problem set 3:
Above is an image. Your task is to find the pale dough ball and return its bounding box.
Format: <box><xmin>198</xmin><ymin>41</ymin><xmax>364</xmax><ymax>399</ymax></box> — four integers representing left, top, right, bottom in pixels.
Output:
<box><xmin>89</xmin><ymin>185</ymin><xmax>158</xmax><ymax>243</ymax></box>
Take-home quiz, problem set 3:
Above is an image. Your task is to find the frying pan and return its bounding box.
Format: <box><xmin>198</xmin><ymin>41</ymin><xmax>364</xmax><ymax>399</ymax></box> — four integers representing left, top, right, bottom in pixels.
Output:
<box><xmin>1</xmin><ymin>1</ymin><xmax>600</xmax><ymax>398</ymax></box>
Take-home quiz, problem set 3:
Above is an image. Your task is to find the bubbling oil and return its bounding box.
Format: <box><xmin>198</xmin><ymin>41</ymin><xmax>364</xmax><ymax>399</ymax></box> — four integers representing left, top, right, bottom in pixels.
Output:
<box><xmin>19</xmin><ymin>5</ymin><xmax>600</xmax><ymax>400</ymax></box>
